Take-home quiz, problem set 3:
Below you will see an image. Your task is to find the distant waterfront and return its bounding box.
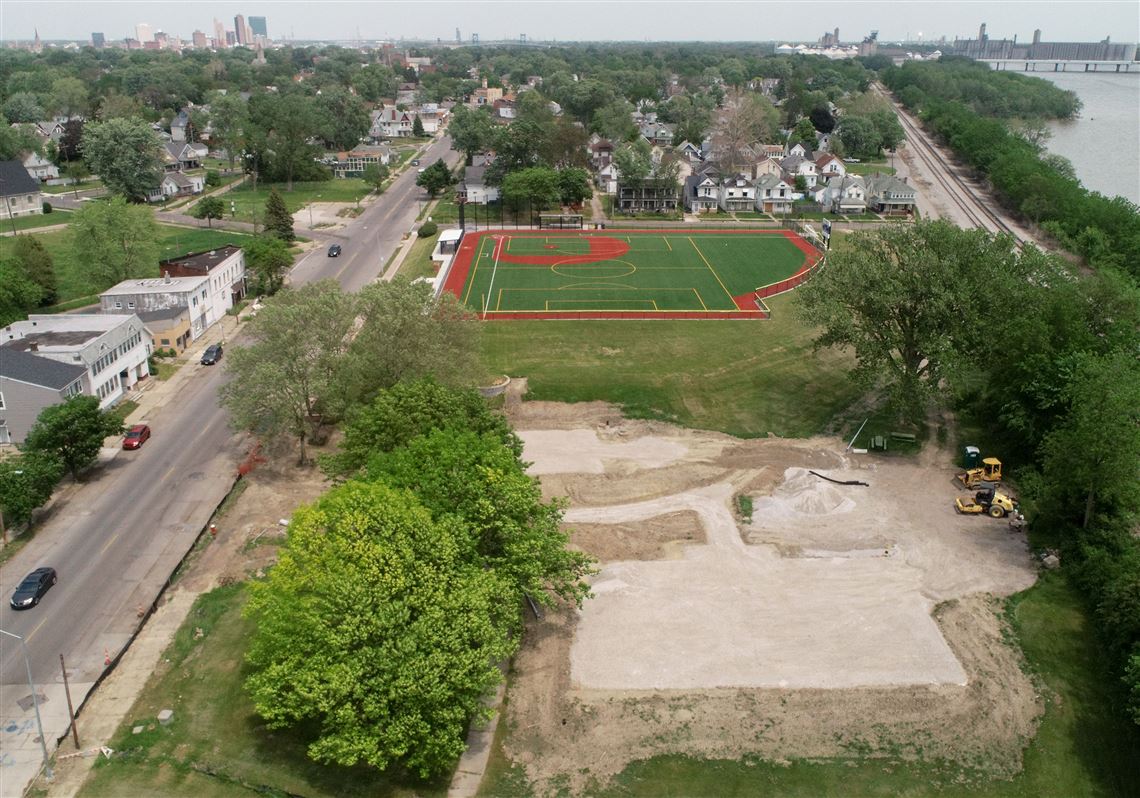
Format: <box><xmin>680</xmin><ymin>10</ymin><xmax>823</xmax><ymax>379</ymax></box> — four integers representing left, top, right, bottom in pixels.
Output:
<box><xmin>1033</xmin><ymin>70</ymin><xmax>1140</xmax><ymax>204</ymax></box>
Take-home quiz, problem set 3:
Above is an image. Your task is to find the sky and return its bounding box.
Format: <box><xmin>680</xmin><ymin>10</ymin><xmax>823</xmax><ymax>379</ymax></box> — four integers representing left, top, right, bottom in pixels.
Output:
<box><xmin>1</xmin><ymin>0</ymin><xmax>1137</xmax><ymax>44</ymax></box>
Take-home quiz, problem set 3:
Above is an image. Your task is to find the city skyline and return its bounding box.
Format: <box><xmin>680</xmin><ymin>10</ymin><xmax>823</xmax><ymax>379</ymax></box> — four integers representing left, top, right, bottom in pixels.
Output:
<box><xmin>1</xmin><ymin>1</ymin><xmax>1136</xmax><ymax>45</ymax></box>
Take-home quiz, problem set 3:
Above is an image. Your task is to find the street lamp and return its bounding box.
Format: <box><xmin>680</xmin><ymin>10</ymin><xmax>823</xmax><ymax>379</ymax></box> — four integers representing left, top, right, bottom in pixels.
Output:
<box><xmin>456</xmin><ymin>180</ymin><xmax>467</xmax><ymax>231</ymax></box>
<box><xmin>0</xmin><ymin>629</ymin><xmax>52</xmax><ymax>780</ymax></box>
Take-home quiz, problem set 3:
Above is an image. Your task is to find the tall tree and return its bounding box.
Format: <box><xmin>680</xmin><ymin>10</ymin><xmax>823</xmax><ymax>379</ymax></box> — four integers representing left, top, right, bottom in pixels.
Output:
<box><xmin>22</xmin><ymin>397</ymin><xmax>124</xmax><ymax>480</ymax></box>
<box><xmin>219</xmin><ymin>280</ymin><xmax>355</xmax><ymax>463</ymax></box>
<box><xmin>557</xmin><ymin>167</ymin><xmax>592</xmax><ymax>206</ymax></box>
<box><xmin>253</xmin><ymin>91</ymin><xmax>322</xmax><ymax>191</ymax></box>
<box><xmin>0</xmin><ymin>452</ymin><xmax>64</xmax><ymax>532</ymax></box>
<box><xmin>796</xmin><ymin>221</ymin><xmax>1022</xmax><ymax>419</ymax></box>
<box><xmin>243</xmin><ymin>481</ymin><xmax>518</xmax><ymax>776</ymax></box>
<box><xmin>613</xmin><ymin>139</ymin><xmax>653</xmax><ymax>186</ymax></box>
<box><xmin>191</xmin><ymin>196</ymin><xmax>226</xmax><ymax>229</ymax></box>
<box><xmin>333</xmin><ymin>280</ymin><xmax>479</xmax><ymax>412</ymax></box>
<box><xmin>68</xmin><ymin>197</ymin><xmax>160</xmax><ymax>287</ymax></box>
<box><xmin>837</xmin><ymin>116</ymin><xmax>882</xmax><ymax>159</ymax></box>
<box><xmin>56</xmin><ymin>119</ymin><xmax>85</xmax><ymax>163</ymax></box>
<box><xmin>243</xmin><ymin>235</ymin><xmax>293</xmax><ymax>296</ymax></box>
<box><xmin>3</xmin><ymin>92</ymin><xmax>45</xmax><ymax>123</ymax></box>
<box><xmin>415</xmin><ymin>159</ymin><xmax>453</xmax><ymax>198</ymax></box>
<box><xmin>80</xmin><ymin>118</ymin><xmax>163</xmax><ymax>202</ymax></box>
<box><xmin>0</xmin><ymin>260</ymin><xmax>44</xmax><ymax>326</ymax></box>
<box><xmin>362</xmin><ymin>163</ymin><xmax>389</xmax><ymax>192</ymax></box>
<box><xmin>501</xmin><ymin>166</ymin><xmax>561</xmax><ymax>212</ymax></box>
<box><xmin>11</xmin><ymin>235</ymin><xmax>57</xmax><ymax>306</ymax></box>
<box><xmin>264</xmin><ymin>189</ymin><xmax>295</xmax><ymax>241</ymax></box>
<box><xmin>315</xmin><ymin>87</ymin><xmax>370</xmax><ymax>151</ymax></box>
<box><xmin>448</xmin><ymin>105</ymin><xmax>496</xmax><ymax>165</ymax></box>
<box><xmin>0</xmin><ymin>124</ymin><xmax>41</xmax><ymax>160</ymax></box>
<box><xmin>49</xmin><ymin>77</ymin><xmax>89</xmax><ymax>120</ymax></box>
<box><xmin>411</xmin><ymin>114</ymin><xmax>425</xmax><ymax>138</ymax></box>
<box><xmin>205</xmin><ymin>91</ymin><xmax>249</xmax><ymax>172</ymax></box>
<box><xmin>713</xmin><ymin>93</ymin><xmax>780</xmax><ymax>171</ymax></box>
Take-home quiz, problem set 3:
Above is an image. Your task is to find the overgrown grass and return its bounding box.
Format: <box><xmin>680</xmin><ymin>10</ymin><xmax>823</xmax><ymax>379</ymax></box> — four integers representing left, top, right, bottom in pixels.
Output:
<box><xmin>80</xmin><ymin>584</ymin><xmax>449</xmax><ymax>798</ymax></box>
<box><xmin>479</xmin><ymin>293</ymin><xmax>858</xmax><ymax>438</ymax></box>
<box><xmin>480</xmin><ymin>574</ymin><xmax>1140</xmax><ymax>797</ymax></box>
<box><xmin>0</xmin><ymin>225</ymin><xmax>252</xmax><ymax>303</ymax></box>
<box><xmin>109</xmin><ymin>399</ymin><xmax>139</xmax><ymax>423</ymax></box>
<box><xmin>398</xmin><ymin>229</ymin><xmax>442</xmax><ymax>281</ymax></box>
<box><xmin>224</xmin><ymin>179</ymin><xmax>369</xmax><ymax>218</ymax></box>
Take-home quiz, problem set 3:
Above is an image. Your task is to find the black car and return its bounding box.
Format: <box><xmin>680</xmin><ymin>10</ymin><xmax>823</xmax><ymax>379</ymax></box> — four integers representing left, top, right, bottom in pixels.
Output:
<box><xmin>410</xmin><ymin>159</ymin><xmax>421</xmax><ymax>167</ymax></box>
<box><xmin>10</xmin><ymin>567</ymin><xmax>57</xmax><ymax>609</ymax></box>
<box><xmin>327</xmin><ymin>244</ymin><xmax>342</xmax><ymax>257</ymax></box>
<box><xmin>201</xmin><ymin>343</ymin><xmax>223</xmax><ymax>365</ymax></box>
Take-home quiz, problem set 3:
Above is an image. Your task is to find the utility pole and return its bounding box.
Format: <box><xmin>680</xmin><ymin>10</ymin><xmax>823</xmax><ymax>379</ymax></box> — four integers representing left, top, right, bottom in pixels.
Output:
<box><xmin>60</xmin><ymin>654</ymin><xmax>80</xmax><ymax>749</ymax></box>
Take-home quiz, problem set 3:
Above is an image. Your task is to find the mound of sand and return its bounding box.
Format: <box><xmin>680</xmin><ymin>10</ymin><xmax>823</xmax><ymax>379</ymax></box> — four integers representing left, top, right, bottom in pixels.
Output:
<box><xmin>752</xmin><ymin>467</ymin><xmax>857</xmax><ymax>520</ymax></box>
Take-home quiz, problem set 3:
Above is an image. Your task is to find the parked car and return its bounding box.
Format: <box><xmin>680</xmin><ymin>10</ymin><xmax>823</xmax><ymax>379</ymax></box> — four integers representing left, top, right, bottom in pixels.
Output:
<box><xmin>411</xmin><ymin>159</ymin><xmax>421</xmax><ymax>166</ymax></box>
<box><xmin>201</xmin><ymin>344</ymin><xmax>223</xmax><ymax>365</ymax></box>
<box><xmin>327</xmin><ymin>244</ymin><xmax>342</xmax><ymax>257</ymax></box>
<box><xmin>123</xmin><ymin>424</ymin><xmax>151</xmax><ymax>450</ymax></box>
<box><xmin>10</xmin><ymin>567</ymin><xmax>57</xmax><ymax>609</ymax></box>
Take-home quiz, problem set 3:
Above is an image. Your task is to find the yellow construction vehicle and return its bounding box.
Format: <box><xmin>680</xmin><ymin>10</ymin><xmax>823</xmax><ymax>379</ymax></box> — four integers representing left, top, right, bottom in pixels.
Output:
<box><xmin>958</xmin><ymin>457</ymin><xmax>1002</xmax><ymax>488</ymax></box>
<box><xmin>955</xmin><ymin>487</ymin><xmax>1018</xmax><ymax>519</ymax></box>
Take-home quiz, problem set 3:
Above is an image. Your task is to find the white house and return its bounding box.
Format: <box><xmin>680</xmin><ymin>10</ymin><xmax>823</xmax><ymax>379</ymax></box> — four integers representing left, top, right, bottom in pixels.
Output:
<box><xmin>0</xmin><ymin>313</ymin><xmax>151</xmax><ymax>412</ymax></box>
<box><xmin>780</xmin><ymin>154</ymin><xmax>819</xmax><ymax>188</ymax></box>
<box><xmin>683</xmin><ymin>173</ymin><xmax>719</xmax><ymax>213</ymax></box>
<box><xmin>100</xmin><ymin>261</ymin><xmax>241</xmax><ymax>342</ymax></box>
<box><xmin>718</xmin><ymin>174</ymin><xmax>756</xmax><ymax>212</ymax></box>
<box><xmin>815</xmin><ymin>153</ymin><xmax>847</xmax><ymax>179</ymax></box>
<box><xmin>755</xmin><ymin>174</ymin><xmax>794</xmax><ymax>214</ymax></box>
<box><xmin>864</xmin><ymin>173</ymin><xmax>918</xmax><ymax>214</ymax></box>
<box><xmin>22</xmin><ymin>151</ymin><xmax>59</xmax><ymax>182</ymax></box>
<box><xmin>596</xmin><ymin>161</ymin><xmax>620</xmax><ymax>195</ymax></box>
<box><xmin>823</xmin><ymin>175</ymin><xmax>867</xmax><ymax>214</ymax></box>
<box><xmin>414</xmin><ymin>104</ymin><xmax>448</xmax><ymax>134</ymax></box>
<box><xmin>786</xmin><ymin>141</ymin><xmax>813</xmax><ymax>159</ymax></box>
<box><xmin>372</xmin><ymin>108</ymin><xmax>414</xmax><ymax>139</ymax></box>
<box><xmin>0</xmin><ymin>160</ymin><xmax>43</xmax><ymax>217</ymax></box>
<box><xmin>462</xmin><ymin>165</ymin><xmax>499</xmax><ymax>204</ymax></box>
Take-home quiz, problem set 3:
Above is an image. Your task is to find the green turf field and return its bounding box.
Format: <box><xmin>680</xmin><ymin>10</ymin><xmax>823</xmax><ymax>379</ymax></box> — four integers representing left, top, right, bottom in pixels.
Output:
<box><xmin>455</xmin><ymin>231</ymin><xmax>811</xmax><ymax>316</ymax></box>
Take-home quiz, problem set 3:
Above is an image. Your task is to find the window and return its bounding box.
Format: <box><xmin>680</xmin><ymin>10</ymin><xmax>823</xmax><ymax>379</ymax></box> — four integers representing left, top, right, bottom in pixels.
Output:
<box><xmin>127</xmin><ymin>302</ymin><xmax>135</xmax><ymax>309</ymax></box>
<box><xmin>160</xmin><ymin>338</ymin><xmax>170</xmax><ymax>346</ymax></box>
<box><xmin>114</xmin><ymin>302</ymin><xmax>122</xmax><ymax>309</ymax></box>
<box><xmin>0</xmin><ymin>391</ymin><xmax>4</xmax><ymax>410</ymax></box>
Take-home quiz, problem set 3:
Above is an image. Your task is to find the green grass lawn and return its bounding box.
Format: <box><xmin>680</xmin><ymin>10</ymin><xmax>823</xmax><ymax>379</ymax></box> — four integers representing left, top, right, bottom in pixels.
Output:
<box><xmin>399</xmin><ymin>230</ymin><xmax>442</xmax><ymax>281</ymax></box>
<box><xmin>41</xmin><ymin>179</ymin><xmax>103</xmax><ymax>194</ymax></box>
<box><xmin>79</xmin><ymin>584</ymin><xmax>449</xmax><ymax>798</ymax></box>
<box><xmin>480</xmin><ymin>293</ymin><xmax>857</xmax><ymax>437</ymax></box>
<box><xmin>457</xmin><ymin>231</ymin><xmax>811</xmax><ymax>315</ymax></box>
<box><xmin>0</xmin><ymin>224</ymin><xmax>252</xmax><ymax>303</ymax></box>
<box><xmin>224</xmin><ymin>179</ymin><xmax>370</xmax><ymax>219</ymax></box>
<box><xmin>846</xmin><ymin>162</ymin><xmax>897</xmax><ymax>176</ymax></box>
<box><xmin>0</xmin><ymin>208</ymin><xmax>73</xmax><ymax>231</ymax></box>
<box><xmin>478</xmin><ymin>574</ymin><xmax>1140</xmax><ymax>797</ymax></box>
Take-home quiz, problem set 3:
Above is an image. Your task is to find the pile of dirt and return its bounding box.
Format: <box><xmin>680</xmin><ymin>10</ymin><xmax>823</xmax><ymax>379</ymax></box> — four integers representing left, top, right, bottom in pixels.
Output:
<box><xmin>751</xmin><ymin>467</ymin><xmax>857</xmax><ymax>519</ymax></box>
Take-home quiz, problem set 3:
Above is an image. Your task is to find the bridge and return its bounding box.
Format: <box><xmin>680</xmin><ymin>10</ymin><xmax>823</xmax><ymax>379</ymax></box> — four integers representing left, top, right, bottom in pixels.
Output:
<box><xmin>983</xmin><ymin>58</ymin><xmax>1137</xmax><ymax>72</ymax></box>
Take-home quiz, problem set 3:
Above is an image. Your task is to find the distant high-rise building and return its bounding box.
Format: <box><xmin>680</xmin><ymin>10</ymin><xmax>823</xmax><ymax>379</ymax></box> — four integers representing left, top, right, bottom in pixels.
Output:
<box><xmin>91</xmin><ymin>31</ymin><xmax>105</xmax><ymax>48</ymax></box>
<box><xmin>31</xmin><ymin>28</ymin><xmax>42</xmax><ymax>53</ymax></box>
<box><xmin>234</xmin><ymin>14</ymin><xmax>246</xmax><ymax>44</ymax></box>
<box><xmin>226</xmin><ymin>31</ymin><xmax>237</xmax><ymax>46</ymax></box>
<box><xmin>213</xmin><ymin>18</ymin><xmax>226</xmax><ymax>47</ymax></box>
<box><xmin>249</xmin><ymin>16</ymin><xmax>268</xmax><ymax>39</ymax></box>
<box><xmin>135</xmin><ymin>22</ymin><xmax>154</xmax><ymax>43</ymax></box>
<box><xmin>192</xmin><ymin>30</ymin><xmax>208</xmax><ymax>48</ymax></box>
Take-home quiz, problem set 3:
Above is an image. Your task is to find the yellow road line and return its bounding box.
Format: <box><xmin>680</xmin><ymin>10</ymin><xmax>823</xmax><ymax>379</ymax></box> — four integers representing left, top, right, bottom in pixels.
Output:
<box><xmin>688</xmin><ymin>237</ymin><xmax>735</xmax><ymax>302</ymax></box>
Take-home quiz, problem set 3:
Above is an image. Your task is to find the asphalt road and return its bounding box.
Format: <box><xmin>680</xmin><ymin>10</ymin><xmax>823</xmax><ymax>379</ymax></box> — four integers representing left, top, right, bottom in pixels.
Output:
<box><xmin>0</xmin><ymin>133</ymin><xmax>459</xmax><ymax>795</ymax></box>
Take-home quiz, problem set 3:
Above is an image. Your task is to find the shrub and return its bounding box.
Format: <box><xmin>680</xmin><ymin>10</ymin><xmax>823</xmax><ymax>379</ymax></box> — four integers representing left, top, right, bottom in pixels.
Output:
<box><xmin>42</xmin><ymin>201</ymin><xmax>52</xmax><ymax>213</ymax></box>
<box><xmin>418</xmin><ymin>220</ymin><xmax>438</xmax><ymax>238</ymax></box>
<box><xmin>204</xmin><ymin>170</ymin><xmax>222</xmax><ymax>188</ymax></box>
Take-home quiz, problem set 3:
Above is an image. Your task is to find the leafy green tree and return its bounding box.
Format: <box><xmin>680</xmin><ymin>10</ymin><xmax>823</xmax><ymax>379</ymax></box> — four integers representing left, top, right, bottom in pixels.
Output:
<box><xmin>613</xmin><ymin>139</ymin><xmax>653</xmax><ymax>186</ymax></box>
<box><xmin>11</xmin><ymin>235</ymin><xmax>57</xmax><ymax>306</ymax></box>
<box><xmin>244</xmin><ymin>235</ymin><xmax>293</xmax><ymax>296</ymax></box>
<box><xmin>836</xmin><ymin>115</ymin><xmax>881</xmax><ymax>159</ymax></box>
<box><xmin>49</xmin><ymin>77</ymin><xmax>88</xmax><ymax>119</ymax></box>
<box><xmin>447</xmin><ymin>105</ymin><xmax>495</xmax><ymax>165</ymax></box>
<box><xmin>868</xmin><ymin>109</ymin><xmax>904</xmax><ymax>152</ymax></box>
<box><xmin>80</xmin><ymin>118</ymin><xmax>163</xmax><ymax>202</ymax></box>
<box><xmin>316</xmin><ymin>87</ymin><xmax>370</xmax><ymax>151</ymax></box>
<box><xmin>328</xmin><ymin>377</ymin><xmax>519</xmax><ymax>477</ymax></box>
<box><xmin>0</xmin><ymin>123</ymin><xmax>41</xmax><ymax>160</ymax></box>
<box><xmin>68</xmin><ymin>197</ymin><xmax>160</xmax><ymax>287</ymax></box>
<box><xmin>412</xmin><ymin>114</ymin><xmax>425</xmax><ymax>137</ymax></box>
<box><xmin>1041</xmin><ymin>352</ymin><xmax>1140</xmax><ymax>530</ymax></box>
<box><xmin>333</xmin><ymin>280</ymin><xmax>479</xmax><ymax>413</ymax></box>
<box><xmin>23</xmin><ymin>397</ymin><xmax>125</xmax><ymax>480</ymax></box>
<box><xmin>590</xmin><ymin>99</ymin><xmax>637</xmax><ymax>142</ymax></box>
<box><xmin>264</xmin><ymin>189</ymin><xmax>295</xmax><ymax>241</ymax></box>
<box><xmin>362</xmin><ymin>162</ymin><xmax>389</xmax><ymax>192</ymax></box>
<box><xmin>501</xmin><ymin>166</ymin><xmax>561</xmax><ymax>212</ymax></box>
<box><xmin>96</xmin><ymin>92</ymin><xmax>145</xmax><ymax>121</ymax></box>
<box><xmin>0</xmin><ymin>260</ymin><xmax>43</xmax><ymax>326</ymax></box>
<box><xmin>796</xmin><ymin>221</ymin><xmax>1021</xmax><ymax>419</ymax></box>
<box><xmin>243</xmin><ymin>480</ymin><xmax>518</xmax><ymax>777</ymax></box>
<box><xmin>205</xmin><ymin>91</ymin><xmax>249</xmax><ymax>172</ymax></box>
<box><xmin>366</xmin><ymin>428</ymin><xmax>594</xmax><ymax>607</ymax></box>
<box><xmin>219</xmin><ymin>280</ymin><xmax>355</xmax><ymax>464</ymax></box>
<box><xmin>416</xmin><ymin>159</ymin><xmax>453</xmax><ymax>198</ymax></box>
<box><xmin>191</xmin><ymin>196</ymin><xmax>226</xmax><ymax>228</ymax></box>
<box><xmin>557</xmin><ymin>167</ymin><xmax>592</xmax><ymax>206</ymax></box>
<box><xmin>3</xmin><ymin>92</ymin><xmax>45</xmax><ymax>123</ymax></box>
<box><xmin>0</xmin><ymin>452</ymin><xmax>64</xmax><ymax>532</ymax></box>
<box><xmin>790</xmin><ymin>118</ymin><xmax>818</xmax><ymax>150</ymax></box>
<box><xmin>56</xmin><ymin>119</ymin><xmax>84</xmax><ymax>163</ymax></box>
<box><xmin>250</xmin><ymin>91</ymin><xmax>323</xmax><ymax>191</ymax></box>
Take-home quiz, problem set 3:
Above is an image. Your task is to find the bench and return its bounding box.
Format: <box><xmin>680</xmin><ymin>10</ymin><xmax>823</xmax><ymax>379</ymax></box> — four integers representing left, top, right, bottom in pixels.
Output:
<box><xmin>890</xmin><ymin>431</ymin><xmax>917</xmax><ymax>443</ymax></box>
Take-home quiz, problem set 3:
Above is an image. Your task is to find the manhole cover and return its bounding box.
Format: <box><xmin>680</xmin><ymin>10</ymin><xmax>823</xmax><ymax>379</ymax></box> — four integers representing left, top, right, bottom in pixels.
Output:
<box><xmin>16</xmin><ymin>692</ymin><xmax>47</xmax><ymax>712</ymax></box>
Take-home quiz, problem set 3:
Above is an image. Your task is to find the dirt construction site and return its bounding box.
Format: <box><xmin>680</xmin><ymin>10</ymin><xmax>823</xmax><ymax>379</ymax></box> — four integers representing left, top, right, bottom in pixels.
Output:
<box><xmin>501</xmin><ymin>400</ymin><xmax>1044</xmax><ymax>792</ymax></box>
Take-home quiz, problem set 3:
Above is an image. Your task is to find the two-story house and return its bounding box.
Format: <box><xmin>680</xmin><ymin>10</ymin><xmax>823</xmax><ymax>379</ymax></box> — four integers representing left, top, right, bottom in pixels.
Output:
<box><xmin>718</xmin><ymin>174</ymin><xmax>756</xmax><ymax>212</ymax></box>
<box><xmin>823</xmin><ymin>175</ymin><xmax>867</xmax><ymax>214</ymax></box>
<box><xmin>462</xmin><ymin>165</ymin><xmax>499</xmax><ymax>204</ymax></box>
<box><xmin>755</xmin><ymin>173</ymin><xmax>794</xmax><ymax>214</ymax></box>
<box><xmin>0</xmin><ymin>159</ymin><xmax>43</xmax><ymax>218</ymax></box>
<box><xmin>373</xmin><ymin>108</ymin><xmax>414</xmax><ymax>139</ymax></box>
<box><xmin>683</xmin><ymin>173</ymin><xmax>719</xmax><ymax>213</ymax></box>
<box><xmin>22</xmin><ymin>151</ymin><xmax>59</xmax><ymax>182</ymax></box>
<box><xmin>0</xmin><ymin>347</ymin><xmax>86</xmax><ymax>444</ymax></box>
<box><xmin>780</xmin><ymin>154</ymin><xmax>819</xmax><ymax>188</ymax></box>
<box><xmin>864</xmin><ymin>173</ymin><xmax>918</xmax><ymax>214</ymax></box>
<box><xmin>158</xmin><ymin>245</ymin><xmax>247</xmax><ymax>307</ymax></box>
<box><xmin>815</xmin><ymin>153</ymin><xmax>847</xmax><ymax>180</ymax></box>
<box><xmin>617</xmin><ymin>178</ymin><xmax>679</xmax><ymax>214</ymax></box>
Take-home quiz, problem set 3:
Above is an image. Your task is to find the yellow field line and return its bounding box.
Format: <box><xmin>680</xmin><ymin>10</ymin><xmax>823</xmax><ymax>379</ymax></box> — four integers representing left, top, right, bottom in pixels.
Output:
<box><xmin>461</xmin><ymin>236</ymin><xmax>490</xmax><ymax>305</ymax></box>
<box><xmin>688</xmin><ymin>237</ymin><xmax>735</xmax><ymax>302</ymax></box>
<box><xmin>496</xmin><ymin>287</ymin><xmax>503</xmax><ymax>311</ymax></box>
<box><xmin>664</xmin><ymin>236</ymin><xmax>672</xmax><ymax>252</ymax></box>
<box><xmin>692</xmin><ymin>287</ymin><xmax>707</xmax><ymax>311</ymax></box>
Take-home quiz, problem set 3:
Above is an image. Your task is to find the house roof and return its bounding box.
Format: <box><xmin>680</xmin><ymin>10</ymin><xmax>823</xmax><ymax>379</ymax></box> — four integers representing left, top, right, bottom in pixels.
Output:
<box><xmin>158</xmin><ymin>245</ymin><xmax>242</xmax><ymax>274</ymax></box>
<box><xmin>0</xmin><ymin>159</ymin><xmax>41</xmax><ymax>196</ymax></box>
<box><xmin>137</xmin><ymin>307</ymin><xmax>189</xmax><ymax>324</ymax></box>
<box><xmin>164</xmin><ymin>172</ymin><xmax>194</xmax><ymax>188</ymax></box>
<box><xmin>755</xmin><ymin>173</ymin><xmax>790</xmax><ymax>189</ymax></box>
<box><xmin>464</xmin><ymin>165</ymin><xmax>489</xmax><ymax>187</ymax></box>
<box><xmin>864</xmin><ymin>173</ymin><xmax>915</xmax><ymax>196</ymax></box>
<box><xmin>815</xmin><ymin>153</ymin><xmax>844</xmax><ymax>167</ymax></box>
<box><xmin>0</xmin><ymin>345</ymin><xmax>86</xmax><ymax>390</ymax></box>
<box><xmin>101</xmin><ymin>275</ymin><xmax>209</xmax><ymax>297</ymax></box>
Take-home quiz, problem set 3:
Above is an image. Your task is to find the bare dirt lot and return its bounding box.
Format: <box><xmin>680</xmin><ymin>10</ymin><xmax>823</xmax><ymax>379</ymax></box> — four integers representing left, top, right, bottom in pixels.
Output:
<box><xmin>503</xmin><ymin>401</ymin><xmax>1043</xmax><ymax>792</ymax></box>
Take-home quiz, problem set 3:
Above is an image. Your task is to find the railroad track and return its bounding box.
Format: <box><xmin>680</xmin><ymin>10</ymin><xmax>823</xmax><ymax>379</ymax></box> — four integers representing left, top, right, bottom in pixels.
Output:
<box><xmin>872</xmin><ymin>84</ymin><xmax>1025</xmax><ymax>243</ymax></box>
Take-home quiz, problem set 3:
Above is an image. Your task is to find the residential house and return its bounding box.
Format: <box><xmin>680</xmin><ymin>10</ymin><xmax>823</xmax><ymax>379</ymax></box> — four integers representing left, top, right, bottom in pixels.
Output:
<box><xmin>462</xmin><ymin>165</ymin><xmax>499</xmax><ymax>204</ymax></box>
<box><xmin>596</xmin><ymin>161</ymin><xmax>620</xmax><ymax>195</ymax></box>
<box><xmin>138</xmin><ymin>307</ymin><xmax>193</xmax><ymax>354</ymax></box>
<box><xmin>683</xmin><ymin>173</ymin><xmax>719</xmax><ymax>213</ymax></box>
<box><xmin>0</xmin><ymin>313</ymin><xmax>151</xmax><ymax>422</ymax></box>
<box><xmin>100</xmin><ymin>275</ymin><xmax>225</xmax><ymax>341</ymax></box>
<box><xmin>0</xmin><ymin>159</ymin><xmax>44</xmax><ymax>218</ymax></box>
<box><xmin>164</xmin><ymin>141</ymin><xmax>205</xmax><ymax>171</ymax></box>
<box><xmin>373</xmin><ymin>108</ymin><xmax>414</xmax><ymax>138</ymax></box>
<box><xmin>157</xmin><ymin>244</ymin><xmax>247</xmax><ymax>307</ymax></box>
<box><xmin>170</xmin><ymin>109</ymin><xmax>191</xmax><ymax>142</ymax></box>
<box><xmin>30</xmin><ymin>119</ymin><xmax>66</xmax><ymax>144</ymax></box>
<box><xmin>473</xmin><ymin>79</ymin><xmax>503</xmax><ymax>107</ymax></box>
<box><xmin>757</xmin><ymin>143</ymin><xmax>786</xmax><ymax>160</ymax></box>
<box><xmin>414</xmin><ymin>103</ymin><xmax>448</xmax><ymax>134</ymax></box>
<box><xmin>750</xmin><ymin>156</ymin><xmax>784</xmax><ymax>180</ymax></box>
<box><xmin>22</xmin><ymin>151</ymin><xmax>59</xmax><ymax>182</ymax></box>
<box><xmin>675</xmin><ymin>140</ymin><xmax>704</xmax><ymax>165</ymax></box>
<box><xmin>587</xmin><ymin>136</ymin><xmax>614</xmax><ymax>169</ymax></box>
<box><xmin>639</xmin><ymin>120</ymin><xmax>675</xmax><ymax>147</ymax></box>
<box><xmin>786</xmin><ymin>141</ymin><xmax>813</xmax><ymax>159</ymax></box>
<box><xmin>395</xmin><ymin>83</ymin><xmax>418</xmax><ymax>106</ymax></box>
<box><xmin>617</xmin><ymin>179</ymin><xmax>679</xmax><ymax>214</ymax></box>
<box><xmin>754</xmin><ymin>173</ymin><xmax>794</xmax><ymax>214</ymax></box>
<box><xmin>492</xmin><ymin>98</ymin><xmax>517</xmax><ymax>120</ymax></box>
<box><xmin>158</xmin><ymin>170</ymin><xmax>205</xmax><ymax>199</ymax></box>
<box><xmin>815</xmin><ymin>153</ymin><xmax>847</xmax><ymax>179</ymax></box>
<box><xmin>864</xmin><ymin>173</ymin><xmax>917</xmax><ymax>214</ymax></box>
<box><xmin>334</xmin><ymin>144</ymin><xmax>392</xmax><ymax>177</ymax></box>
<box><xmin>823</xmin><ymin>175</ymin><xmax>867</xmax><ymax>214</ymax></box>
<box><xmin>779</xmin><ymin>154</ymin><xmax>819</xmax><ymax>188</ymax></box>
<box><xmin>718</xmin><ymin>173</ymin><xmax>756</xmax><ymax>212</ymax></box>
<box><xmin>0</xmin><ymin>347</ymin><xmax>86</xmax><ymax>444</ymax></box>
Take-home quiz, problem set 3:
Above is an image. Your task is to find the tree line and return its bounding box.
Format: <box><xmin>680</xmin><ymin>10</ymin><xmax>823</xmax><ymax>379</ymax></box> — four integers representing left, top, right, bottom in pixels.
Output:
<box><xmin>798</xmin><ymin>221</ymin><xmax>1140</xmax><ymax>728</ymax></box>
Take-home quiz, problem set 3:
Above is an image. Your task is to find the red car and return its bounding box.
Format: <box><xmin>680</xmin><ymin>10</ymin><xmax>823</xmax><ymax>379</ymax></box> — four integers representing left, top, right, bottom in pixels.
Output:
<box><xmin>123</xmin><ymin>424</ymin><xmax>151</xmax><ymax>450</ymax></box>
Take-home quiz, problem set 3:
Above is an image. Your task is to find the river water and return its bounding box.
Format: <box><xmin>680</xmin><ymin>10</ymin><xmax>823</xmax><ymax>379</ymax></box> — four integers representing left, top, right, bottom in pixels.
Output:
<box><xmin>1032</xmin><ymin>70</ymin><xmax>1140</xmax><ymax>204</ymax></box>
